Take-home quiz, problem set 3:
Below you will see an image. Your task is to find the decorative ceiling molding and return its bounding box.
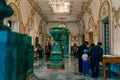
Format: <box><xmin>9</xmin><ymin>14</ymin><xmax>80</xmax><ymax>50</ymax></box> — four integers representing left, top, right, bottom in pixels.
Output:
<box><xmin>31</xmin><ymin>8</ymin><xmax>37</xmax><ymax>16</ymax></box>
<box><xmin>8</xmin><ymin>2</ymin><xmax>24</xmax><ymax>34</ymax></box>
<box><xmin>98</xmin><ymin>1</ymin><xmax>110</xmax><ymax>21</ymax></box>
<box><xmin>77</xmin><ymin>0</ymin><xmax>92</xmax><ymax>28</ymax></box>
<box><xmin>112</xmin><ymin>7</ymin><xmax>120</xmax><ymax>28</ymax></box>
<box><xmin>47</xmin><ymin>20</ymin><xmax>79</xmax><ymax>23</ymax></box>
<box><xmin>15</xmin><ymin>0</ymin><xmax>21</xmax><ymax>5</ymax></box>
<box><xmin>27</xmin><ymin>0</ymin><xmax>47</xmax><ymax>21</ymax></box>
<box><xmin>88</xmin><ymin>16</ymin><xmax>95</xmax><ymax>32</ymax></box>
<box><xmin>81</xmin><ymin>0</ymin><xmax>92</xmax><ymax>15</ymax></box>
<box><xmin>78</xmin><ymin>0</ymin><xmax>92</xmax><ymax>20</ymax></box>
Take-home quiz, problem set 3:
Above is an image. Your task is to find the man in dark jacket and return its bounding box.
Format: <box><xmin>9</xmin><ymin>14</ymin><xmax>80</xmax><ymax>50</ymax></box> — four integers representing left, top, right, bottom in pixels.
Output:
<box><xmin>78</xmin><ymin>41</ymin><xmax>89</xmax><ymax>74</ymax></box>
<box><xmin>90</xmin><ymin>42</ymin><xmax>103</xmax><ymax>78</ymax></box>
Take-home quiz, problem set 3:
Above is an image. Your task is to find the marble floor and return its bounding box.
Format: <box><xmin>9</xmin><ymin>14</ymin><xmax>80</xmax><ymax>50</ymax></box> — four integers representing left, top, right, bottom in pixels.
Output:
<box><xmin>34</xmin><ymin>55</ymin><xmax>120</xmax><ymax>80</ymax></box>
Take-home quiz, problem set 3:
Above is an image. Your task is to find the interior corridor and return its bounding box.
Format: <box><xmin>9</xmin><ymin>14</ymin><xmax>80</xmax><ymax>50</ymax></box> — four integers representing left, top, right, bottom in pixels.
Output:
<box><xmin>34</xmin><ymin>55</ymin><xmax>119</xmax><ymax>80</ymax></box>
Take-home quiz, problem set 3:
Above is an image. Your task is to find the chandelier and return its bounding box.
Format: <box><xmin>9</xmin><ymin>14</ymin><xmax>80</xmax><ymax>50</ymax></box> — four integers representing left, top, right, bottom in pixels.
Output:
<box><xmin>48</xmin><ymin>0</ymin><xmax>73</xmax><ymax>14</ymax></box>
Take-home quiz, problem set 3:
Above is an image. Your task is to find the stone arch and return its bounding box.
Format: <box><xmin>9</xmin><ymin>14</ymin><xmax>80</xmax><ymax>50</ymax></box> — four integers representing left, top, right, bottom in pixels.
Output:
<box><xmin>8</xmin><ymin>2</ymin><xmax>24</xmax><ymax>33</ymax></box>
<box><xmin>98</xmin><ymin>0</ymin><xmax>113</xmax><ymax>53</ymax></box>
<box><xmin>98</xmin><ymin>0</ymin><xmax>112</xmax><ymax>28</ymax></box>
<box><xmin>78</xmin><ymin>20</ymin><xmax>85</xmax><ymax>44</ymax></box>
<box><xmin>88</xmin><ymin>16</ymin><xmax>94</xmax><ymax>44</ymax></box>
<box><xmin>26</xmin><ymin>16</ymin><xmax>35</xmax><ymax>45</ymax></box>
<box><xmin>26</xmin><ymin>17</ymin><xmax>34</xmax><ymax>34</ymax></box>
<box><xmin>99</xmin><ymin>1</ymin><xmax>111</xmax><ymax>20</ymax></box>
<box><xmin>98</xmin><ymin>0</ymin><xmax>111</xmax><ymax>40</ymax></box>
<box><xmin>88</xmin><ymin>16</ymin><xmax>95</xmax><ymax>32</ymax></box>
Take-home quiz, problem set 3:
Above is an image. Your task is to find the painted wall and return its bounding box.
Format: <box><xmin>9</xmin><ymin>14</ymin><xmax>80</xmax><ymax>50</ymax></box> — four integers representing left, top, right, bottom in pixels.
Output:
<box><xmin>19</xmin><ymin>0</ymin><xmax>32</xmax><ymax>26</ymax></box>
<box><xmin>90</xmin><ymin>0</ymin><xmax>100</xmax><ymax>24</ymax></box>
<box><xmin>114</xmin><ymin>29</ymin><xmax>120</xmax><ymax>56</ymax></box>
<box><xmin>83</xmin><ymin>13</ymin><xmax>89</xmax><ymax>41</ymax></box>
<box><xmin>67</xmin><ymin>23</ymin><xmax>79</xmax><ymax>35</ymax></box>
<box><xmin>34</xmin><ymin>13</ymin><xmax>41</xmax><ymax>35</ymax></box>
<box><xmin>111</xmin><ymin>0</ymin><xmax>120</xmax><ymax>56</ymax></box>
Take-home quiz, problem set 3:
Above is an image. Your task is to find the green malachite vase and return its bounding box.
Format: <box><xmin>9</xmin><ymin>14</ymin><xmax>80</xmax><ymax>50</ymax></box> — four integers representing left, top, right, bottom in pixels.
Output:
<box><xmin>0</xmin><ymin>0</ymin><xmax>36</xmax><ymax>80</ymax></box>
<box><xmin>0</xmin><ymin>0</ymin><xmax>14</xmax><ymax>30</ymax></box>
<box><xmin>48</xmin><ymin>27</ymin><xmax>69</xmax><ymax>69</ymax></box>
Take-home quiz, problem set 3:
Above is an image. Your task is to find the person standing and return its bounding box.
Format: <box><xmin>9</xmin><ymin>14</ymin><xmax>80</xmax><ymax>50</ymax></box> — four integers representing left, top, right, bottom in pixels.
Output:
<box><xmin>90</xmin><ymin>42</ymin><xmax>103</xmax><ymax>78</ymax></box>
<box><xmin>82</xmin><ymin>49</ymin><xmax>89</xmax><ymax>76</ymax></box>
<box><xmin>37</xmin><ymin>44</ymin><xmax>43</xmax><ymax>59</ymax></box>
<box><xmin>78</xmin><ymin>41</ymin><xmax>89</xmax><ymax>74</ymax></box>
<box><xmin>45</xmin><ymin>42</ymin><xmax>52</xmax><ymax>61</ymax></box>
<box><xmin>89</xmin><ymin>43</ymin><xmax>95</xmax><ymax>69</ymax></box>
<box><xmin>72</xmin><ymin>43</ymin><xmax>78</xmax><ymax>58</ymax></box>
<box><xmin>89</xmin><ymin>43</ymin><xmax>95</xmax><ymax>56</ymax></box>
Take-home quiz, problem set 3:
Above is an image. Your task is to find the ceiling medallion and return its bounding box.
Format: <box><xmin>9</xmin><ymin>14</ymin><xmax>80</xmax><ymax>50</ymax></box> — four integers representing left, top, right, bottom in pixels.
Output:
<box><xmin>48</xmin><ymin>0</ymin><xmax>73</xmax><ymax>14</ymax></box>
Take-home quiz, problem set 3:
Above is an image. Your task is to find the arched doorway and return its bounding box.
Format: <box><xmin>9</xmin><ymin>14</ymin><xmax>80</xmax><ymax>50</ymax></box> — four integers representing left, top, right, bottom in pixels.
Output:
<box><xmin>27</xmin><ymin>17</ymin><xmax>34</xmax><ymax>45</ymax></box>
<box><xmin>98</xmin><ymin>1</ymin><xmax>111</xmax><ymax>54</ymax></box>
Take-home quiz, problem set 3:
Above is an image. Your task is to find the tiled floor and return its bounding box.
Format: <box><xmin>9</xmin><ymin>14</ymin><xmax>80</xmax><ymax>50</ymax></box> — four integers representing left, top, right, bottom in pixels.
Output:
<box><xmin>34</xmin><ymin>55</ymin><xmax>120</xmax><ymax>80</ymax></box>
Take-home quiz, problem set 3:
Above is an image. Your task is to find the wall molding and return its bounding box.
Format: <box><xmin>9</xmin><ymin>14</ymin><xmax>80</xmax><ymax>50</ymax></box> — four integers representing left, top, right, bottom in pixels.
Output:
<box><xmin>78</xmin><ymin>0</ymin><xmax>92</xmax><ymax>23</ymax></box>
<box><xmin>112</xmin><ymin>7</ymin><xmax>120</xmax><ymax>28</ymax></box>
<box><xmin>27</xmin><ymin>0</ymin><xmax>47</xmax><ymax>22</ymax></box>
<box><xmin>98</xmin><ymin>0</ymin><xmax>111</xmax><ymax>39</ymax></box>
<box><xmin>8</xmin><ymin>2</ymin><xmax>25</xmax><ymax>33</ymax></box>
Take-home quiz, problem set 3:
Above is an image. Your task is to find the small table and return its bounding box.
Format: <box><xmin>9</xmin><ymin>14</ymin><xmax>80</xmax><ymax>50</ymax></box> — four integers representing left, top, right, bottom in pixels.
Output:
<box><xmin>102</xmin><ymin>55</ymin><xmax>120</xmax><ymax>80</ymax></box>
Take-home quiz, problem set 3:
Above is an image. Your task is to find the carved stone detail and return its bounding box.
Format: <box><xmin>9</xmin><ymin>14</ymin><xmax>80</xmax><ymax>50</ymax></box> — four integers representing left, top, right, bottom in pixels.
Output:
<box><xmin>8</xmin><ymin>2</ymin><xmax>24</xmax><ymax>33</ymax></box>
<box><xmin>78</xmin><ymin>0</ymin><xmax>92</xmax><ymax>21</ymax></box>
<box><xmin>25</xmin><ymin>17</ymin><xmax>34</xmax><ymax>35</ymax></box>
<box><xmin>27</xmin><ymin>0</ymin><xmax>47</xmax><ymax>21</ymax></box>
<box><xmin>88</xmin><ymin>16</ymin><xmax>95</xmax><ymax>32</ymax></box>
<box><xmin>98</xmin><ymin>1</ymin><xmax>110</xmax><ymax>40</ymax></box>
<box><xmin>70</xmin><ymin>34</ymin><xmax>79</xmax><ymax>45</ymax></box>
<box><xmin>15</xmin><ymin>0</ymin><xmax>21</xmax><ymax>5</ymax></box>
<box><xmin>77</xmin><ymin>0</ymin><xmax>93</xmax><ymax>40</ymax></box>
<box><xmin>101</xmin><ymin>4</ymin><xmax>109</xmax><ymax>19</ymax></box>
<box><xmin>112</xmin><ymin>7</ymin><xmax>120</xmax><ymax>28</ymax></box>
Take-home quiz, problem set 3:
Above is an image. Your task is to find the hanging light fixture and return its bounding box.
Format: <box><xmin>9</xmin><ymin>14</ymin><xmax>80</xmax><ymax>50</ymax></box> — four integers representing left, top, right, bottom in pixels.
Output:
<box><xmin>48</xmin><ymin>0</ymin><xmax>73</xmax><ymax>14</ymax></box>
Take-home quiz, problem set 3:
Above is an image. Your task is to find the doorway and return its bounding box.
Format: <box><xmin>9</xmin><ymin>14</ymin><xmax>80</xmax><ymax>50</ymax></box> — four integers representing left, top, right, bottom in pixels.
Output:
<box><xmin>102</xmin><ymin>17</ymin><xmax>110</xmax><ymax>55</ymax></box>
<box><xmin>88</xmin><ymin>32</ymin><xmax>93</xmax><ymax>45</ymax></box>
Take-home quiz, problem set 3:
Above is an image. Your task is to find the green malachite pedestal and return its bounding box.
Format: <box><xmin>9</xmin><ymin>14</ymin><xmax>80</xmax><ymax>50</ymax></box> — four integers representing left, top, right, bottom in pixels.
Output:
<box><xmin>0</xmin><ymin>0</ymin><xmax>37</xmax><ymax>79</ymax></box>
<box><xmin>47</xmin><ymin>27</ymin><xmax>69</xmax><ymax>69</ymax></box>
<box><xmin>0</xmin><ymin>31</ymin><xmax>35</xmax><ymax>80</ymax></box>
<box><xmin>62</xmin><ymin>28</ymin><xmax>69</xmax><ymax>54</ymax></box>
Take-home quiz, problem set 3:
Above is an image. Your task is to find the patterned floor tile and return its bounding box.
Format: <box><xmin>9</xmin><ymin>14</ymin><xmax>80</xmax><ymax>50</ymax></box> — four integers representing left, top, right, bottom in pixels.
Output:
<box><xmin>34</xmin><ymin>55</ymin><xmax>120</xmax><ymax>80</ymax></box>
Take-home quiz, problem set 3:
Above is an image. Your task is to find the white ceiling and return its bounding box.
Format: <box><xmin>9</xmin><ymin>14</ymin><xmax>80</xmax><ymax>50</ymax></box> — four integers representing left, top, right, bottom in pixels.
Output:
<box><xmin>34</xmin><ymin>0</ymin><xmax>87</xmax><ymax>22</ymax></box>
